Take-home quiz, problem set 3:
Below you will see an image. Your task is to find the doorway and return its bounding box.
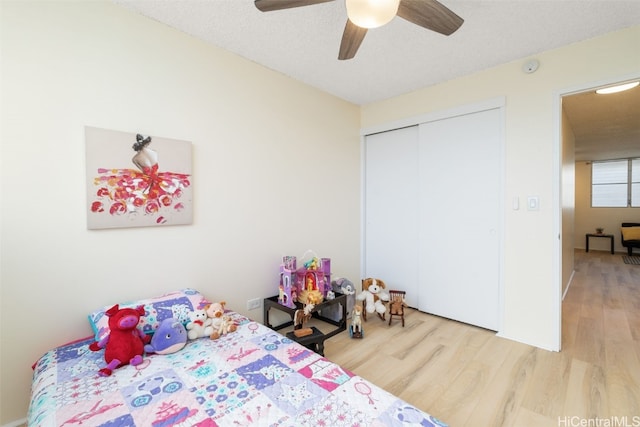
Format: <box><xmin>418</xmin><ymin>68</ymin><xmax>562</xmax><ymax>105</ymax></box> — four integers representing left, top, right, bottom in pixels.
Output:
<box><xmin>557</xmin><ymin>75</ymin><xmax>640</xmax><ymax>350</ymax></box>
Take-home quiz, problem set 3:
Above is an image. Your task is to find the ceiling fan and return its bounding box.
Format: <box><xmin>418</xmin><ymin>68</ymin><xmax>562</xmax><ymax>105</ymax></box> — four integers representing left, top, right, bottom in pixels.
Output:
<box><xmin>254</xmin><ymin>0</ymin><xmax>464</xmax><ymax>60</ymax></box>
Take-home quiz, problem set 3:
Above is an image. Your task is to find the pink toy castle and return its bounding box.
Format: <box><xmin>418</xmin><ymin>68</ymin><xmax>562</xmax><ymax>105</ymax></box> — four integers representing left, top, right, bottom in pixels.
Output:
<box><xmin>278</xmin><ymin>254</ymin><xmax>331</xmax><ymax>308</ymax></box>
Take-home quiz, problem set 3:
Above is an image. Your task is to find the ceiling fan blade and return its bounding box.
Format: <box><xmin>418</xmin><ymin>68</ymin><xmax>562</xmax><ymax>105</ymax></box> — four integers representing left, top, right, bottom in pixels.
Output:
<box><xmin>338</xmin><ymin>19</ymin><xmax>367</xmax><ymax>60</ymax></box>
<box><xmin>254</xmin><ymin>0</ymin><xmax>334</xmax><ymax>12</ymax></box>
<box><xmin>397</xmin><ymin>0</ymin><xmax>463</xmax><ymax>36</ymax></box>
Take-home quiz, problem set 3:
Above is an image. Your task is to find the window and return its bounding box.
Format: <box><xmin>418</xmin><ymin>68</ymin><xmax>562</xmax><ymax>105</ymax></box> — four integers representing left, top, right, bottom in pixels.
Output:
<box><xmin>591</xmin><ymin>158</ymin><xmax>640</xmax><ymax>207</ymax></box>
<box><xmin>633</xmin><ymin>158</ymin><xmax>640</xmax><ymax>207</ymax></box>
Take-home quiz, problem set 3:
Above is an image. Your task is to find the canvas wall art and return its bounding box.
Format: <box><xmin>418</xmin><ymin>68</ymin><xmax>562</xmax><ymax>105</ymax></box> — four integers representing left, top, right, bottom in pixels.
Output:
<box><xmin>86</xmin><ymin>126</ymin><xmax>193</xmax><ymax>229</ymax></box>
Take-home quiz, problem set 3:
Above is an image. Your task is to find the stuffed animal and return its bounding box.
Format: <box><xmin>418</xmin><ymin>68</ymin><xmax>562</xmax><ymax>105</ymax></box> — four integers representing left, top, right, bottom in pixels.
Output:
<box><xmin>332</xmin><ymin>278</ymin><xmax>356</xmax><ymax>296</ymax></box>
<box><xmin>357</xmin><ymin>278</ymin><xmax>389</xmax><ymax>315</ymax></box>
<box><xmin>331</xmin><ymin>277</ymin><xmax>356</xmax><ymax>318</ymax></box>
<box><xmin>144</xmin><ymin>317</ymin><xmax>187</xmax><ymax>355</ymax></box>
<box><xmin>204</xmin><ymin>301</ymin><xmax>225</xmax><ymax>326</ymax></box>
<box><xmin>389</xmin><ymin>293</ymin><xmax>408</xmax><ymax>316</ymax></box>
<box><xmin>205</xmin><ymin>301</ymin><xmax>237</xmax><ymax>339</ymax></box>
<box><xmin>211</xmin><ymin>314</ymin><xmax>237</xmax><ymax>339</ymax></box>
<box><xmin>89</xmin><ymin>304</ymin><xmax>149</xmax><ymax>377</ymax></box>
<box><xmin>185</xmin><ymin>308</ymin><xmax>213</xmax><ymax>340</ymax></box>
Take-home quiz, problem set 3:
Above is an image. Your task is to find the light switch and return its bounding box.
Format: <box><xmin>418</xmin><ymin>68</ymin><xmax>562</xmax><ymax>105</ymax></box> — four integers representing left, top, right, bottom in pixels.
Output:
<box><xmin>527</xmin><ymin>196</ymin><xmax>539</xmax><ymax>211</ymax></box>
<box><xmin>512</xmin><ymin>197</ymin><xmax>519</xmax><ymax>210</ymax></box>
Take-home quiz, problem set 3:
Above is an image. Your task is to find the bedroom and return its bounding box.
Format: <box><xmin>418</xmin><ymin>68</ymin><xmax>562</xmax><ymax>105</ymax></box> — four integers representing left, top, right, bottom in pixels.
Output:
<box><xmin>1</xmin><ymin>1</ymin><xmax>639</xmax><ymax>425</ymax></box>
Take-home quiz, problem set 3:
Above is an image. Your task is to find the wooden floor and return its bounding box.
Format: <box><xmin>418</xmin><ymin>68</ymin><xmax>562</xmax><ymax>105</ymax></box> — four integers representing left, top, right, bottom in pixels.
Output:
<box><xmin>316</xmin><ymin>250</ymin><xmax>640</xmax><ymax>426</ymax></box>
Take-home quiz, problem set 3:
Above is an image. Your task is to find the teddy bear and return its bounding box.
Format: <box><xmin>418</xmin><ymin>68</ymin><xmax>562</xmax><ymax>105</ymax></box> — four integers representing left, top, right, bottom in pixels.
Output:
<box><xmin>211</xmin><ymin>314</ymin><xmax>237</xmax><ymax>339</ymax></box>
<box><xmin>89</xmin><ymin>304</ymin><xmax>149</xmax><ymax>377</ymax></box>
<box><xmin>389</xmin><ymin>293</ymin><xmax>408</xmax><ymax>316</ymax></box>
<box><xmin>356</xmin><ymin>277</ymin><xmax>389</xmax><ymax>316</ymax></box>
<box><xmin>185</xmin><ymin>308</ymin><xmax>213</xmax><ymax>340</ymax></box>
<box><xmin>205</xmin><ymin>301</ymin><xmax>237</xmax><ymax>339</ymax></box>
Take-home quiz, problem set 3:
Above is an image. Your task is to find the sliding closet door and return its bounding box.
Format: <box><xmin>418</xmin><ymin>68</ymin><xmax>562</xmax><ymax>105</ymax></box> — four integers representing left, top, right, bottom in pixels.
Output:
<box><xmin>418</xmin><ymin>108</ymin><xmax>502</xmax><ymax>331</ymax></box>
<box><xmin>364</xmin><ymin>126</ymin><xmax>420</xmax><ymax>307</ymax></box>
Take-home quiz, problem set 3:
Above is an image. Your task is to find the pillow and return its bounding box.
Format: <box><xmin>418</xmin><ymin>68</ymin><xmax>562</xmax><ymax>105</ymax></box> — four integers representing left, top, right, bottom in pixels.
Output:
<box><xmin>622</xmin><ymin>227</ymin><xmax>640</xmax><ymax>241</ymax></box>
<box><xmin>88</xmin><ymin>288</ymin><xmax>211</xmax><ymax>341</ymax></box>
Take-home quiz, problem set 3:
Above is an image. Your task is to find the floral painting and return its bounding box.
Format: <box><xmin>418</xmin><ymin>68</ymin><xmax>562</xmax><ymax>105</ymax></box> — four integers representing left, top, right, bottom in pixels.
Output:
<box><xmin>86</xmin><ymin>126</ymin><xmax>193</xmax><ymax>229</ymax></box>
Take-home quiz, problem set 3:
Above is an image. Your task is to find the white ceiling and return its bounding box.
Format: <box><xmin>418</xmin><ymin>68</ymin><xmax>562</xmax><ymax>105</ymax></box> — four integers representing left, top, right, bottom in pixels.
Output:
<box><xmin>113</xmin><ymin>0</ymin><xmax>640</xmax><ymax>160</ymax></box>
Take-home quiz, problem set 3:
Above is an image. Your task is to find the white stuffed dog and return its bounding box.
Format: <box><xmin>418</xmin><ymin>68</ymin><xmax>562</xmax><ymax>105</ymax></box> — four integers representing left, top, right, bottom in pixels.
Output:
<box><xmin>357</xmin><ymin>278</ymin><xmax>389</xmax><ymax>315</ymax></box>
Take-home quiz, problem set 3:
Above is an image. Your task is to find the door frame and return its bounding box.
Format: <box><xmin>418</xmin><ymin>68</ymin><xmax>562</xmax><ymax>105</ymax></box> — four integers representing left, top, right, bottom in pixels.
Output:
<box><xmin>553</xmin><ymin>71</ymin><xmax>640</xmax><ymax>351</ymax></box>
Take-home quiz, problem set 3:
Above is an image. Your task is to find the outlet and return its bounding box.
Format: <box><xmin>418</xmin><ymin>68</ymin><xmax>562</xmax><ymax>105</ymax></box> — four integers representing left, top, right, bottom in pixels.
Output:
<box><xmin>246</xmin><ymin>298</ymin><xmax>262</xmax><ymax>311</ymax></box>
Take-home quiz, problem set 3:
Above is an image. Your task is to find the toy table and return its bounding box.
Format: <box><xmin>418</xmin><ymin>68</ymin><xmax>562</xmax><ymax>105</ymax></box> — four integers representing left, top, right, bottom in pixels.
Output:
<box><xmin>263</xmin><ymin>292</ymin><xmax>347</xmax><ymax>356</ymax></box>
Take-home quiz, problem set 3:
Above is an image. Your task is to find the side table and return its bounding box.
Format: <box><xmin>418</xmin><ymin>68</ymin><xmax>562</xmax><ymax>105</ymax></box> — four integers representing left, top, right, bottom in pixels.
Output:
<box><xmin>263</xmin><ymin>293</ymin><xmax>347</xmax><ymax>356</ymax></box>
<box><xmin>585</xmin><ymin>233</ymin><xmax>614</xmax><ymax>254</ymax></box>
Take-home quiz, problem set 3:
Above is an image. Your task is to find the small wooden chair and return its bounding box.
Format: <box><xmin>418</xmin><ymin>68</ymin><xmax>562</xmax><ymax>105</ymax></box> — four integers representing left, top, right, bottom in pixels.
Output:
<box><xmin>387</xmin><ymin>290</ymin><xmax>407</xmax><ymax>327</ymax></box>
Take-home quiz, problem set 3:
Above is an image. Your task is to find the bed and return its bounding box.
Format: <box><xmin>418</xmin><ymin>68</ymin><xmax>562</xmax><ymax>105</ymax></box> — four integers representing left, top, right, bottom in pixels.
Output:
<box><xmin>27</xmin><ymin>289</ymin><xmax>446</xmax><ymax>426</ymax></box>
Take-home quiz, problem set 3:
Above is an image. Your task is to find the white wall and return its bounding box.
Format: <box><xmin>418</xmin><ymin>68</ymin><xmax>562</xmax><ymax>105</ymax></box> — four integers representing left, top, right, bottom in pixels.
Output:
<box><xmin>575</xmin><ymin>161</ymin><xmax>640</xmax><ymax>252</ymax></box>
<box><xmin>3</xmin><ymin>1</ymin><xmax>639</xmax><ymax>423</ymax></box>
<box><xmin>0</xmin><ymin>2</ymin><xmax>361</xmax><ymax>423</ymax></box>
<box><xmin>361</xmin><ymin>26</ymin><xmax>640</xmax><ymax>351</ymax></box>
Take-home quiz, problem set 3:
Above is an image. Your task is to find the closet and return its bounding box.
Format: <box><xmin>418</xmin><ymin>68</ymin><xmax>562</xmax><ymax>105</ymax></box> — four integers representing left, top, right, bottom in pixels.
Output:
<box><xmin>363</xmin><ymin>105</ymin><xmax>503</xmax><ymax>331</ymax></box>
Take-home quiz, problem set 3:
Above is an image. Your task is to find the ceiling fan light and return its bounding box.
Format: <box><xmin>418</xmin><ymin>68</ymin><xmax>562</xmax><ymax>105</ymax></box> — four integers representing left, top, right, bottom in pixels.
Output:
<box><xmin>346</xmin><ymin>0</ymin><xmax>400</xmax><ymax>29</ymax></box>
<box><xmin>595</xmin><ymin>81</ymin><xmax>639</xmax><ymax>95</ymax></box>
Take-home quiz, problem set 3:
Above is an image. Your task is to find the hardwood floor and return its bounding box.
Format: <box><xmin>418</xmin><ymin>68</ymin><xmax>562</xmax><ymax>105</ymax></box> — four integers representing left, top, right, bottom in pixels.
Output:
<box><xmin>316</xmin><ymin>250</ymin><xmax>640</xmax><ymax>426</ymax></box>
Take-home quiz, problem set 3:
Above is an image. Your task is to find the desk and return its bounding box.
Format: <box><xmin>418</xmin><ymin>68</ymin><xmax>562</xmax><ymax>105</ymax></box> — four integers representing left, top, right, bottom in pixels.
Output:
<box><xmin>586</xmin><ymin>233</ymin><xmax>614</xmax><ymax>254</ymax></box>
<box><xmin>263</xmin><ymin>293</ymin><xmax>346</xmax><ymax>356</ymax></box>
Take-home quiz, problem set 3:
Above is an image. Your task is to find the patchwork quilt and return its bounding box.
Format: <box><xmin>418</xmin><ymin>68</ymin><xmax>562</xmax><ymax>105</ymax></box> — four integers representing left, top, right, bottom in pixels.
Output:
<box><xmin>28</xmin><ymin>311</ymin><xmax>446</xmax><ymax>426</ymax></box>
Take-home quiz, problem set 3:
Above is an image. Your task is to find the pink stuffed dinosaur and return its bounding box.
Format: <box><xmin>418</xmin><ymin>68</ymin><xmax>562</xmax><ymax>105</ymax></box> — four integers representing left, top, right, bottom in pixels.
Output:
<box><xmin>89</xmin><ymin>304</ymin><xmax>149</xmax><ymax>377</ymax></box>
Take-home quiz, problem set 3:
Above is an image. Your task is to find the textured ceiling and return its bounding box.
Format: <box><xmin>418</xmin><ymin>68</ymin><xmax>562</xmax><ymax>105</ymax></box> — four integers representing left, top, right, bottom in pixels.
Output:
<box><xmin>112</xmin><ymin>0</ymin><xmax>640</xmax><ymax>160</ymax></box>
<box><xmin>564</xmin><ymin>86</ymin><xmax>640</xmax><ymax>162</ymax></box>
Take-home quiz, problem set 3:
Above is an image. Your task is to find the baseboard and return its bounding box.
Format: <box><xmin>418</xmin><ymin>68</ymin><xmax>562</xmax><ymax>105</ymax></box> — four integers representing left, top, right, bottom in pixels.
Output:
<box><xmin>2</xmin><ymin>418</ymin><xmax>26</xmax><ymax>427</ymax></box>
